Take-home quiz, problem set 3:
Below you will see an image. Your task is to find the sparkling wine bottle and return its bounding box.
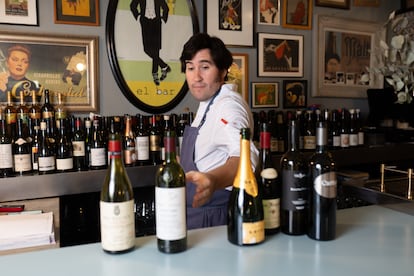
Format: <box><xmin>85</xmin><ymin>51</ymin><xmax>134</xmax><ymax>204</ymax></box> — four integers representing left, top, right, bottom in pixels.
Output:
<box><xmin>123</xmin><ymin>114</ymin><xmax>136</xmax><ymax>167</ymax></box>
<box><xmin>308</xmin><ymin>121</ymin><xmax>337</xmax><ymax>241</ymax></box>
<box><xmin>100</xmin><ymin>132</ymin><xmax>135</xmax><ymax>254</ymax></box>
<box><xmin>228</xmin><ymin>128</ymin><xmax>265</xmax><ymax>246</ymax></box>
<box><xmin>155</xmin><ymin>129</ymin><xmax>187</xmax><ymax>253</ymax></box>
<box><xmin>255</xmin><ymin>122</ymin><xmax>280</xmax><ymax>235</ymax></box>
<box><xmin>280</xmin><ymin>119</ymin><xmax>308</xmax><ymax>235</ymax></box>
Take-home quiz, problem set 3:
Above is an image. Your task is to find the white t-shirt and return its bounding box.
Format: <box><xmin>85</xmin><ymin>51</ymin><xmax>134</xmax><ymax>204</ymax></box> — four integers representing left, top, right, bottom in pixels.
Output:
<box><xmin>191</xmin><ymin>84</ymin><xmax>259</xmax><ymax>176</ymax></box>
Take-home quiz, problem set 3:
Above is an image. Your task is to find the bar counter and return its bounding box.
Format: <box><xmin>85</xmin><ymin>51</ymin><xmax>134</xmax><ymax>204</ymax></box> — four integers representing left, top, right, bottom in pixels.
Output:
<box><xmin>1</xmin><ymin>205</ymin><xmax>413</xmax><ymax>275</ymax></box>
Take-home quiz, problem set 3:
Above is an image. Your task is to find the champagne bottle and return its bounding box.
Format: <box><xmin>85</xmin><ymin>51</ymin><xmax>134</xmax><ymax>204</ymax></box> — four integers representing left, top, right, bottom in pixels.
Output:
<box><xmin>308</xmin><ymin>121</ymin><xmax>337</xmax><ymax>241</ymax></box>
<box><xmin>228</xmin><ymin>128</ymin><xmax>265</xmax><ymax>246</ymax></box>
<box><xmin>100</xmin><ymin>132</ymin><xmax>135</xmax><ymax>253</ymax></box>
<box><xmin>0</xmin><ymin>118</ymin><xmax>14</xmax><ymax>177</ymax></box>
<box><xmin>55</xmin><ymin>119</ymin><xmax>74</xmax><ymax>173</ymax></box>
<box><xmin>155</xmin><ymin>129</ymin><xmax>187</xmax><ymax>253</ymax></box>
<box><xmin>123</xmin><ymin>114</ymin><xmax>136</xmax><ymax>167</ymax></box>
<box><xmin>149</xmin><ymin>115</ymin><xmax>162</xmax><ymax>165</ymax></box>
<box><xmin>255</xmin><ymin>122</ymin><xmax>280</xmax><ymax>235</ymax></box>
<box><xmin>135</xmin><ymin>114</ymin><xmax>150</xmax><ymax>166</ymax></box>
<box><xmin>72</xmin><ymin>117</ymin><xmax>88</xmax><ymax>171</ymax></box>
<box><xmin>280</xmin><ymin>120</ymin><xmax>308</xmax><ymax>235</ymax></box>
<box><xmin>90</xmin><ymin>119</ymin><xmax>107</xmax><ymax>170</ymax></box>
<box><xmin>13</xmin><ymin>119</ymin><xmax>32</xmax><ymax>176</ymax></box>
<box><xmin>38</xmin><ymin>120</ymin><xmax>56</xmax><ymax>174</ymax></box>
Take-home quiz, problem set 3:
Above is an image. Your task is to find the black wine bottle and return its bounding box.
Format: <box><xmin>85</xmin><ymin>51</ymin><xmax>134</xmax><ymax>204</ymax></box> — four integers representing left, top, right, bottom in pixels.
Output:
<box><xmin>37</xmin><ymin>120</ymin><xmax>56</xmax><ymax>174</ymax></box>
<box><xmin>255</xmin><ymin>122</ymin><xmax>280</xmax><ymax>235</ymax></box>
<box><xmin>0</xmin><ymin>118</ymin><xmax>14</xmax><ymax>177</ymax></box>
<box><xmin>89</xmin><ymin>119</ymin><xmax>107</xmax><ymax>170</ymax></box>
<box><xmin>13</xmin><ymin>119</ymin><xmax>33</xmax><ymax>176</ymax></box>
<box><xmin>100</xmin><ymin>132</ymin><xmax>135</xmax><ymax>253</ymax></box>
<box><xmin>55</xmin><ymin>119</ymin><xmax>74</xmax><ymax>173</ymax></box>
<box><xmin>134</xmin><ymin>114</ymin><xmax>150</xmax><ymax>166</ymax></box>
<box><xmin>72</xmin><ymin>117</ymin><xmax>88</xmax><ymax>171</ymax></box>
<box><xmin>155</xmin><ymin>129</ymin><xmax>187</xmax><ymax>253</ymax></box>
<box><xmin>228</xmin><ymin>128</ymin><xmax>265</xmax><ymax>246</ymax></box>
<box><xmin>280</xmin><ymin>119</ymin><xmax>308</xmax><ymax>235</ymax></box>
<box><xmin>149</xmin><ymin>115</ymin><xmax>162</xmax><ymax>165</ymax></box>
<box><xmin>308</xmin><ymin>121</ymin><xmax>337</xmax><ymax>241</ymax></box>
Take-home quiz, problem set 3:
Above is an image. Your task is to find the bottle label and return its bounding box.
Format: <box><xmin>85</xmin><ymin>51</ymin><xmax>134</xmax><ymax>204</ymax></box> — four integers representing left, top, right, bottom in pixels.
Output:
<box><xmin>14</xmin><ymin>154</ymin><xmax>32</xmax><ymax>172</ymax></box>
<box><xmin>314</xmin><ymin>172</ymin><xmax>337</xmax><ymax>198</ymax></box>
<box><xmin>242</xmin><ymin>220</ymin><xmax>265</xmax><ymax>244</ymax></box>
<box><xmin>349</xmin><ymin>134</ymin><xmax>358</xmax><ymax>146</ymax></box>
<box><xmin>38</xmin><ymin>156</ymin><xmax>56</xmax><ymax>171</ymax></box>
<box><xmin>340</xmin><ymin>134</ymin><xmax>350</xmax><ymax>147</ymax></box>
<box><xmin>56</xmin><ymin>158</ymin><xmax>74</xmax><ymax>170</ymax></box>
<box><xmin>90</xmin><ymin>148</ymin><xmax>106</xmax><ymax>166</ymax></box>
<box><xmin>135</xmin><ymin>136</ymin><xmax>149</xmax><ymax>160</ymax></box>
<box><xmin>100</xmin><ymin>200</ymin><xmax>135</xmax><ymax>252</ymax></box>
<box><xmin>150</xmin><ymin>135</ymin><xmax>160</xmax><ymax>151</ymax></box>
<box><xmin>303</xmin><ymin>136</ymin><xmax>316</xmax><ymax>150</ymax></box>
<box><xmin>261</xmin><ymin>168</ymin><xmax>278</xmax><ymax>179</ymax></box>
<box><xmin>282</xmin><ymin>170</ymin><xmax>308</xmax><ymax>211</ymax></box>
<box><xmin>0</xmin><ymin>144</ymin><xmax>13</xmax><ymax>169</ymax></box>
<box><xmin>15</xmin><ymin>138</ymin><xmax>27</xmax><ymax>146</ymax></box>
<box><xmin>155</xmin><ymin>186</ymin><xmax>186</xmax><ymax>240</ymax></box>
<box><xmin>358</xmin><ymin>132</ymin><xmax>364</xmax><ymax>145</ymax></box>
<box><xmin>5</xmin><ymin>113</ymin><xmax>16</xmax><ymax>124</ymax></box>
<box><xmin>42</xmin><ymin>111</ymin><xmax>53</xmax><ymax>119</ymax></box>
<box><xmin>333</xmin><ymin>136</ymin><xmax>341</xmax><ymax>147</ymax></box>
<box><xmin>263</xmin><ymin>198</ymin><xmax>280</xmax><ymax>229</ymax></box>
<box><xmin>72</xmin><ymin>141</ymin><xmax>86</xmax><ymax>157</ymax></box>
<box><xmin>124</xmin><ymin>148</ymin><xmax>137</xmax><ymax>164</ymax></box>
<box><xmin>32</xmin><ymin>146</ymin><xmax>39</xmax><ymax>170</ymax></box>
<box><xmin>270</xmin><ymin>138</ymin><xmax>278</xmax><ymax>152</ymax></box>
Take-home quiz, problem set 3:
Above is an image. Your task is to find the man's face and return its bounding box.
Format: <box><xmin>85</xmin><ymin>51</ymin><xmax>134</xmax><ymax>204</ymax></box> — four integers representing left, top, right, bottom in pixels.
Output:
<box><xmin>185</xmin><ymin>49</ymin><xmax>226</xmax><ymax>102</ymax></box>
<box><xmin>326</xmin><ymin>58</ymin><xmax>340</xmax><ymax>73</ymax></box>
<box><xmin>7</xmin><ymin>50</ymin><xmax>30</xmax><ymax>80</ymax></box>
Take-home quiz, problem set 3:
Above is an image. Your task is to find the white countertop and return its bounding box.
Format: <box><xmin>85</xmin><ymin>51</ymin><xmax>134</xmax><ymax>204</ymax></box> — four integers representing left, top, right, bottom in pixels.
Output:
<box><xmin>1</xmin><ymin>205</ymin><xmax>413</xmax><ymax>276</ymax></box>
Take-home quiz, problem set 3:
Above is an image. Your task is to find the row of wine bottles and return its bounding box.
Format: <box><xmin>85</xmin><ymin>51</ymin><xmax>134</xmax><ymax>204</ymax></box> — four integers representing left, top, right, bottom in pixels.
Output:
<box><xmin>228</xmin><ymin>120</ymin><xmax>337</xmax><ymax>246</ymax></box>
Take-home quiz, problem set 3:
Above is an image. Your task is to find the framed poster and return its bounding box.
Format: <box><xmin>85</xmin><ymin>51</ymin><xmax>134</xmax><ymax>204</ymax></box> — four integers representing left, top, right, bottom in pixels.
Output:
<box><xmin>0</xmin><ymin>0</ymin><xmax>38</xmax><ymax>26</ymax></box>
<box><xmin>0</xmin><ymin>32</ymin><xmax>99</xmax><ymax>112</ymax></box>
<box><xmin>106</xmin><ymin>0</ymin><xmax>199</xmax><ymax>113</ymax></box>
<box><xmin>258</xmin><ymin>0</ymin><xmax>280</xmax><ymax>26</ymax></box>
<box><xmin>54</xmin><ymin>0</ymin><xmax>99</xmax><ymax>26</ymax></box>
<box><xmin>354</xmin><ymin>0</ymin><xmax>380</xmax><ymax>7</ymax></box>
<box><xmin>313</xmin><ymin>15</ymin><xmax>382</xmax><ymax>98</ymax></box>
<box><xmin>204</xmin><ymin>0</ymin><xmax>254</xmax><ymax>47</ymax></box>
<box><xmin>282</xmin><ymin>0</ymin><xmax>312</xmax><ymax>30</ymax></box>
<box><xmin>227</xmin><ymin>53</ymin><xmax>248</xmax><ymax>103</ymax></box>
<box><xmin>258</xmin><ymin>33</ymin><xmax>304</xmax><ymax>77</ymax></box>
<box><xmin>283</xmin><ymin>80</ymin><xmax>307</xmax><ymax>108</ymax></box>
<box><xmin>315</xmin><ymin>0</ymin><xmax>350</xmax><ymax>9</ymax></box>
<box><xmin>251</xmin><ymin>82</ymin><xmax>279</xmax><ymax>108</ymax></box>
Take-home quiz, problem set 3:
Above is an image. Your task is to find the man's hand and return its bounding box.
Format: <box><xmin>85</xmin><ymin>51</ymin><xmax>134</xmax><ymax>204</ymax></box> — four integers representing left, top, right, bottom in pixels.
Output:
<box><xmin>186</xmin><ymin>171</ymin><xmax>216</xmax><ymax>208</ymax></box>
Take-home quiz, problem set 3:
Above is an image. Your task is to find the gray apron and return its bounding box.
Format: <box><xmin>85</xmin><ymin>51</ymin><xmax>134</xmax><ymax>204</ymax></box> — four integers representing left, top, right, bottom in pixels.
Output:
<box><xmin>180</xmin><ymin>92</ymin><xmax>230</xmax><ymax>229</ymax></box>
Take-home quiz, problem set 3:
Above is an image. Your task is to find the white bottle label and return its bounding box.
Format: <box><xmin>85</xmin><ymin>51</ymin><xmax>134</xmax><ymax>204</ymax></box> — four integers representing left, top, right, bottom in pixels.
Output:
<box><xmin>14</xmin><ymin>154</ymin><xmax>32</xmax><ymax>172</ymax></box>
<box><xmin>56</xmin><ymin>158</ymin><xmax>73</xmax><ymax>170</ymax></box>
<box><xmin>90</xmin><ymin>148</ymin><xmax>106</xmax><ymax>166</ymax></box>
<box><xmin>263</xmin><ymin>198</ymin><xmax>280</xmax><ymax>229</ymax></box>
<box><xmin>100</xmin><ymin>200</ymin><xmax>135</xmax><ymax>252</ymax></box>
<box><xmin>135</xmin><ymin>136</ymin><xmax>149</xmax><ymax>160</ymax></box>
<box><xmin>38</xmin><ymin>156</ymin><xmax>55</xmax><ymax>171</ymax></box>
<box><xmin>349</xmin><ymin>134</ymin><xmax>358</xmax><ymax>146</ymax></box>
<box><xmin>72</xmin><ymin>141</ymin><xmax>85</xmax><ymax>156</ymax></box>
<box><xmin>0</xmin><ymin>144</ymin><xmax>13</xmax><ymax>169</ymax></box>
<box><xmin>155</xmin><ymin>186</ymin><xmax>186</xmax><ymax>240</ymax></box>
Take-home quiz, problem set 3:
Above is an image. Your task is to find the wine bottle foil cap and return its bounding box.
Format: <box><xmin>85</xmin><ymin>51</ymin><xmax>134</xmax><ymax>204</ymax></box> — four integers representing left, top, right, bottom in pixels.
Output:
<box><xmin>108</xmin><ymin>140</ymin><xmax>122</xmax><ymax>152</ymax></box>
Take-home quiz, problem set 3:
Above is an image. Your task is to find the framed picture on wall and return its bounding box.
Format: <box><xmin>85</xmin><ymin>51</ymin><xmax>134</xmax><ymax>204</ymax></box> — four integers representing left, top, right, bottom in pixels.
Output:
<box><xmin>401</xmin><ymin>0</ymin><xmax>414</xmax><ymax>10</ymax></box>
<box><xmin>0</xmin><ymin>0</ymin><xmax>38</xmax><ymax>26</ymax></box>
<box><xmin>227</xmin><ymin>53</ymin><xmax>249</xmax><ymax>103</ymax></box>
<box><xmin>283</xmin><ymin>80</ymin><xmax>307</xmax><ymax>108</ymax></box>
<box><xmin>205</xmin><ymin>0</ymin><xmax>254</xmax><ymax>47</ymax></box>
<box><xmin>54</xmin><ymin>0</ymin><xmax>100</xmax><ymax>26</ymax></box>
<box><xmin>315</xmin><ymin>0</ymin><xmax>350</xmax><ymax>9</ymax></box>
<box><xmin>282</xmin><ymin>0</ymin><xmax>312</xmax><ymax>30</ymax></box>
<box><xmin>258</xmin><ymin>0</ymin><xmax>280</xmax><ymax>26</ymax></box>
<box><xmin>313</xmin><ymin>15</ymin><xmax>382</xmax><ymax>98</ymax></box>
<box><xmin>353</xmin><ymin>0</ymin><xmax>380</xmax><ymax>7</ymax></box>
<box><xmin>258</xmin><ymin>33</ymin><xmax>304</xmax><ymax>77</ymax></box>
<box><xmin>251</xmin><ymin>82</ymin><xmax>279</xmax><ymax>108</ymax></box>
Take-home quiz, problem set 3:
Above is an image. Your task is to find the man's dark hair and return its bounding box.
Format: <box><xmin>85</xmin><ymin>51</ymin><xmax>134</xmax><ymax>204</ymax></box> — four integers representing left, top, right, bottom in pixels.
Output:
<box><xmin>180</xmin><ymin>33</ymin><xmax>233</xmax><ymax>73</ymax></box>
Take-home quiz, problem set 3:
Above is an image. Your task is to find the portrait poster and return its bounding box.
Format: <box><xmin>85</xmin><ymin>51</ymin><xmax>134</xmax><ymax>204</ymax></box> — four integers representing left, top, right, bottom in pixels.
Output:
<box><xmin>258</xmin><ymin>0</ymin><xmax>280</xmax><ymax>26</ymax></box>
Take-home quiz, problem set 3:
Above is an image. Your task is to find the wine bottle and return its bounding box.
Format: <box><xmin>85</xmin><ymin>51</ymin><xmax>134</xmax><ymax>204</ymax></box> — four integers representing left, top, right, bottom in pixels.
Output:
<box><xmin>228</xmin><ymin>128</ymin><xmax>265</xmax><ymax>246</ymax></box>
<box><xmin>255</xmin><ymin>123</ymin><xmax>280</xmax><ymax>235</ymax></box>
<box><xmin>13</xmin><ymin>119</ymin><xmax>32</xmax><ymax>176</ymax></box>
<box><xmin>55</xmin><ymin>93</ymin><xmax>67</xmax><ymax>120</ymax></box>
<box><xmin>41</xmin><ymin>89</ymin><xmax>55</xmax><ymax>138</ymax></box>
<box><xmin>349</xmin><ymin>109</ymin><xmax>358</xmax><ymax>147</ymax></box>
<box><xmin>340</xmin><ymin>108</ymin><xmax>350</xmax><ymax>149</ymax></box>
<box><xmin>28</xmin><ymin>91</ymin><xmax>41</xmax><ymax>121</ymax></box>
<box><xmin>303</xmin><ymin>110</ymin><xmax>316</xmax><ymax>151</ymax></box>
<box><xmin>100</xmin><ymin>132</ymin><xmax>135</xmax><ymax>254</ymax></box>
<box><xmin>149</xmin><ymin>115</ymin><xmax>162</xmax><ymax>165</ymax></box>
<box><xmin>155</xmin><ymin>129</ymin><xmax>187</xmax><ymax>253</ymax></box>
<box><xmin>135</xmin><ymin>114</ymin><xmax>150</xmax><ymax>166</ymax></box>
<box><xmin>4</xmin><ymin>91</ymin><xmax>17</xmax><ymax>139</ymax></box>
<box><xmin>308</xmin><ymin>121</ymin><xmax>337</xmax><ymax>241</ymax></box>
<box><xmin>176</xmin><ymin>113</ymin><xmax>188</xmax><ymax>156</ymax></box>
<box><xmin>84</xmin><ymin>118</ymin><xmax>92</xmax><ymax>168</ymax></box>
<box><xmin>38</xmin><ymin>120</ymin><xmax>56</xmax><ymax>174</ymax></box>
<box><xmin>72</xmin><ymin>117</ymin><xmax>88</xmax><ymax>171</ymax></box>
<box><xmin>0</xmin><ymin>118</ymin><xmax>14</xmax><ymax>177</ymax></box>
<box><xmin>330</xmin><ymin>109</ymin><xmax>341</xmax><ymax>149</ymax></box>
<box><xmin>31</xmin><ymin>123</ymin><xmax>40</xmax><ymax>173</ymax></box>
<box><xmin>16</xmin><ymin>91</ymin><xmax>29</xmax><ymax>137</ymax></box>
<box><xmin>280</xmin><ymin>119</ymin><xmax>308</xmax><ymax>235</ymax></box>
<box><xmin>123</xmin><ymin>114</ymin><xmax>136</xmax><ymax>167</ymax></box>
<box><xmin>90</xmin><ymin>119</ymin><xmax>107</xmax><ymax>170</ymax></box>
<box><xmin>160</xmin><ymin>114</ymin><xmax>172</xmax><ymax>161</ymax></box>
<box><xmin>55</xmin><ymin>118</ymin><xmax>74</xmax><ymax>173</ymax></box>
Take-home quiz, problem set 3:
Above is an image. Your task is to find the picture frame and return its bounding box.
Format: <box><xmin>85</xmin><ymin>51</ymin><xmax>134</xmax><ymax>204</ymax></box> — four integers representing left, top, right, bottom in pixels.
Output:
<box><xmin>251</xmin><ymin>82</ymin><xmax>279</xmax><ymax>108</ymax></box>
<box><xmin>258</xmin><ymin>0</ymin><xmax>280</xmax><ymax>26</ymax></box>
<box><xmin>204</xmin><ymin>0</ymin><xmax>254</xmax><ymax>47</ymax></box>
<box><xmin>282</xmin><ymin>0</ymin><xmax>312</xmax><ymax>30</ymax></box>
<box><xmin>401</xmin><ymin>0</ymin><xmax>414</xmax><ymax>10</ymax></box>
<box><xmin>353</xmin><ymin>0</ymin><xmax>380</xmax><ymax>7</ymax></box>
<box><xmin>54</xmin><ymin>0</ymin><xmax>99</xmax><ymax>26</ymax></box>
<box><xmin>107</xmin><ymin>0</ymin><xmax>199</xmax><ymax>113</ymax></box>
<box><xmin>227</xmin><ymin>53</ymin><xmax>249</xmax><ymax>103</ymax></box>
<box><xmin>0</xmin><ymin>0</ymin><xmax>38</xmax><ymax>26</ymax></box>
<box><xmin>315</xmin><ymin>0</ymin><xmax>350</xmax><ymax>9</ymax></box>
<box><xmin>258</xmin><ymin>33</ymin><xmax>304</xmax><ymax>77</ymax></box>
<box><xmin>283</xmin><ymin>80</ymin><xmax>307</xmax><ymax>108</ymax></box>
<box><xmin>313</xmin><ymin>15</ymin><xmax>382</xmax><ymax>98</ymax></box>
<box><xmin>0</xmin><ymin>31</ymin><xmax>99</xmax><ymax>112</ymax></box>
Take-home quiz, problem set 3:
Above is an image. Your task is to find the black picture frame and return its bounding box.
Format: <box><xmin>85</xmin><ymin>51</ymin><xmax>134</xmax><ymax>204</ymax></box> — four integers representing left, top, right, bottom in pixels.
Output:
<box><xmin>54</xmin><ymin>0</ymin><xmax>100</xmax><ymax>26</ymax></box>
<box><xmin>0</xmin><ymin>0</ymin><xmax>39</xmax><ymax>26</ymax></box>
<box><xmin>283</xmin><ymin>80</ymin><xmax>307</xmax><ymax>108</ymax></box>
<box><xmin>106</xmin><ymin>0</ymin><xmax>199</xmax><ymax>113</ymax></box>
